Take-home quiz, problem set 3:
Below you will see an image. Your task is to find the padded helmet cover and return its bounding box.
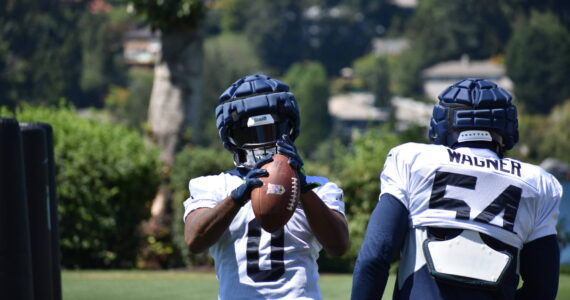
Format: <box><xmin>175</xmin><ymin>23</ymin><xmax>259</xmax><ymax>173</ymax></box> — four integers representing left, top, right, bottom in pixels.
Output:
<box><xmin>215</xmin><ymin>74</ymin><xmax>300</xmax><ymax>152</ymax></box>
<box><xmin>428</xmin><ymin>78</ymin><xmax>519</xmax><ymax>151</ymax></box>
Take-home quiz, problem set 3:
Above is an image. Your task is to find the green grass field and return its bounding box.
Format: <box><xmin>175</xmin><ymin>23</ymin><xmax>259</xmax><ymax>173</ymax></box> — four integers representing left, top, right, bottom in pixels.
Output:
<box><xmin>62</xmin><ymin>270</ymin><xmax>570</xmax><ymax>299</ymax></box>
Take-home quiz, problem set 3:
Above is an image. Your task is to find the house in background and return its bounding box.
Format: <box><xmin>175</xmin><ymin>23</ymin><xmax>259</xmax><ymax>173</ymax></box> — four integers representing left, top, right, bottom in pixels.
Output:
<box><xmin>391</xmin><ymin>96</ymin><xmax>433</xmax><ymax>131</ymax></box>
<box><xmin>388</xmin><ymin>0</ymin><xmax>418</xmax><ymax>8</ymax></box>
<box><xmin>371</xmin><ymin>38</ymin><xmax>409</xmax><ymax>56</ymax></box>
<box><xmin>422</xmin><ymin>55</ymin><xmax>513</xmax><ymax>101</ymax></box>
<box><xmin>328</xmin><ymin>92</ymin><xmax>389</xmax><ymax>139</ymax></box>
<box><xmin>123</xmin><ymin>27</ymin><xmax>160</xmax><ymax>66</ymax></box>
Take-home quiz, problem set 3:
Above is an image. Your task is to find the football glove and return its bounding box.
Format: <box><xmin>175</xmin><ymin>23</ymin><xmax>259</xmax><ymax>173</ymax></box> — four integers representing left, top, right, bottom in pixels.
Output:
<box><xmin>276</xmin><ymin>135</ymin><xmax>320</xmax><ymax>193</ymax></box>
<box><xmin>230</xmin><ymin>155</ymin><xmax>273</xmax><ymax>206</ymax></box>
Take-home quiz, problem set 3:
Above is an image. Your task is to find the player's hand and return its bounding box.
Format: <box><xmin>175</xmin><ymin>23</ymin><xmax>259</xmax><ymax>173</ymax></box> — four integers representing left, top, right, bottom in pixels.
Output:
<box><xmin>276</xmin><ymin>135</ymin><xmax>320</xmax><ymax>193</ymax></box>
<box><xmin>230</xmin><ymin>155</ymin><xmax>273</xmax><ymax>206</ymax></box>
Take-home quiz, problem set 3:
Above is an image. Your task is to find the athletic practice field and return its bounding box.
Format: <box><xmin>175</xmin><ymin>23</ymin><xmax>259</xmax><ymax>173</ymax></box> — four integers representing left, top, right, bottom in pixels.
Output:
<box><xmin>63</xmin><ymin>270</ymin><xmax>570</xmax><ymax>299</ymax></box>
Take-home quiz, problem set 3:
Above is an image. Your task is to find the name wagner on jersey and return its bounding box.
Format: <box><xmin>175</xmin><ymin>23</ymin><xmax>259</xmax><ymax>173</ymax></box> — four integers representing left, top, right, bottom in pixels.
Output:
<box><xmin>447</xmin><ymin>148</ymin><xmax>522</xmax><ymax>177</ymax></box>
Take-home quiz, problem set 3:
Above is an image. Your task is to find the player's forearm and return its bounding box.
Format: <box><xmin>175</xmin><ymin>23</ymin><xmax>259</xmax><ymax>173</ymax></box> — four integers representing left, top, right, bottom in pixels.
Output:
<box><xmin>184</xmin><ymin>196</ymin><xmax>241</xmax><ymax>253</ymax></box>
<box><xmin>301</xmin><ymin>191</ymin><xmax>349</xmax><ymax>257</ymax></box>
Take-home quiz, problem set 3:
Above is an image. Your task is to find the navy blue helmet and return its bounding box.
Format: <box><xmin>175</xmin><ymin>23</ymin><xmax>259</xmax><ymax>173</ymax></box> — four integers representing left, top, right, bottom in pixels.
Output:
<box><xmin>215</xmin><ymin>74</ymin><xmax>300</xmax><ymax>167</ymax></box>
<box><xmin>428</xmin><ymin>78</ymin><xmax>519</xmax><ymax>154</ymax></box>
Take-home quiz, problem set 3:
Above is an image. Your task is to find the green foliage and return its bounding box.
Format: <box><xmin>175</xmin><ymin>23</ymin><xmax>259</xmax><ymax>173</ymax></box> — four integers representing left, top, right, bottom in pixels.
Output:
<box><xmin>505</xmin><ymin>12</ymin><xmax>570</xmax><ymax>114</ymax></box>
<box><xmin>353</xmin><ymin>54</ymin><xmax>392</xmax><ymax>107</ymax></box>
<box><xmin>336</xmin><ymin>127</ymin><xmax>400</xmax><ymax>262</ymax></box>
<box><xmin>302</xmin><ymin>5</ymin><xmax>373</xmax><ymax>75</ymax></box>
<box><xmin>408</xmin><ymin>0</ymin><xmax>510</xmax><ymax>60</ymax></box>
<box><xmin>508</xmin><ymin>101</ymin><xmax>570</xmax><ymax>165</ymax></box>
<box><xmin>348</xmin><ymin>0</ymin><xmax>411</xmax><ymax>36</ymax></box>
<box><xmin>501</xmin><ymin>0</ymin><xmax>570</xmax><ymax>29</ymax></box>
<box><xmin>1</xmin><ymin>104</ymin><xmax>160</xmax><ymax>268</ymax></box>
<box><xmin>170</xmin><ymin>146</ymin><xmax>234</xmax><ymax>266</ymax></box>
<box><xmin>312</xmin><ymin>127</ymin><xmax>400</xmax><ymax>270</ymax></box>
<box><xmin>222</xmin><ymin>1</ymin><xmax>375</xmax><ymax>75</ymax></box>
<box><xmin>0</xmin><ymin>1</ymin><xmax>132</xmax><ymax>108</ymax></box>
<box><xmin>218</xmin><ymin>0</ymin><xmax>249</xmax><ymax>33</ymax></box>
<box><xmin>391</xmin><ymin>47</ymin><xmax>426</xmax><ymax>96</ymax></box>
<box><xmin>240</xmin><ymin>1</ymin><xmax>305</xmax><ymax>74</ymax></box>
<box><xmin>105</xmin><ymin>67</ymin><xmax>154</xmax><ymax>129</ymax></box>
<box><xmin>196</xmin><ymin>33</ymin><xmax>266</xmax><ymax>146</ymax></box>
<box><xmin>509</xmin><ymin>111</ymin><xmax>549</xmax><ymax>164</ymax></box>
<box><xmin>284</xmin><ymin>61</ymin><xmax>331</xmax><ymax>156</ymax></box>
<box><xmin>77</xmin><ymin>10</ymin><xmax>129</xmax><ymax>106</ymax></box>
<box><xmin>0</xmin><ymin>0</ymin><xmax>82</xmax><ymax>107</ymax></box>
<box><xmin>126</xmin><ymin>0</ymin><xmax>204</xmax><ymax>31</ymax></box>
<box><xmin>394</xmin><ymin>0</ymin><xmax>511</xmax><ymax>95</ymax></box>
<box><xmin>540</xmin><ymin>100</ymin><xmax>570</xmax><ymax>164</ymax></box>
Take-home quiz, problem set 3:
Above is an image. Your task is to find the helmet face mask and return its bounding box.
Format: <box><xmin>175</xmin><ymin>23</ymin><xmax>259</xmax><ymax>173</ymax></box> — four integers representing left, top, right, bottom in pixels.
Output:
<box><xmin>228</xmin><ymin>113</ymin><xmax>293</xmax><ymax>168</ymax></box>
<box><xmin>228</xmin><ymin>114</ymin><xmax>291</xmax><ymax>149</ymax></box>
<box><xmin>428</xmin><ymin>78</ymin><xmax>519</xmax><ymax>156</ymax></box>
<box><xmin>237</xmin><ymin>146</ymin><xmax>278</xmax><ymax>169</ymax></box>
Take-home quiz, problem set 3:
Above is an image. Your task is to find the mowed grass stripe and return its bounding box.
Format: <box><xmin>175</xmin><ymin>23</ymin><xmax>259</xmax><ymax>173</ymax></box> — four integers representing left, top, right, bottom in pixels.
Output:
<box><xmin>62</xmin><ymin>270</ymin><xmax>570</xmax><ymax>300</ymax></box>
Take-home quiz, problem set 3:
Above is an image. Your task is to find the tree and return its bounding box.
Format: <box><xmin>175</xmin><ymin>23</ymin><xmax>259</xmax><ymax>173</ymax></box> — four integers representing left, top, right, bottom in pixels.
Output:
<box><xmin>105</xmin><ymin>67</ymin><xmax>154</xmax><ymax>129</ymax></box>
<box><xmin>344</xmin><ymin>0</ymin><xmax>412</xmax><ymax>36</ymax></box>
<box><xmin>77</xmin><ymin>7</ymin><xmax>130</xmax><ymax>107</ymax></box>
<box><xmin>2</xmin><ymin>104</ymin><xmax>160</xmax><ymax>268</ymax></box>
<box><xmin>0</xmin><ymin>0</ymin><xmax>130</xmax><ymax>108</ymax></box>
<box><xmin>196</xmin><ymin>33</ymin><xmax>265</xmax><ymax>147</ymax></box>
<box><xmin>241</xmin><ymin>1</ymin><xmax>305</xmax><ymax>74</ymax></box>
<box><xmin>125</xmin><ymin>0</ymin><xmax>205</xmax><ymax>260</ymax></box>
<box><xmin>329</xmin><ymin>126</ymin><xmax>400</xmax><ymax>269</ymax></box>
<box><xmin>303</xmin><ymin>5</ymin><xmax>372</xmax><ymax>75</ymax></box>
<box><xmin>353</xmin><ymin>54</ymin><xmax>392</xmax><ymax>107</ymax></box>
<box><xmin>540</xmin><ymin>100</ymin><xmax>570</xmax><ymax>164</ymax></box>
<box><xmin>394</xmin><ymin>0</ymin><xmax>511</xmax><ymax>95</ymax></box>
<box><xmin>284</xmin><ymin>61</ymin><xmax>331</xmax><ymax>156</ymax></box>
<box><xmin>218</xmin><ymin>0</ymin><xmax>250</xmax><ymax>33</ymax></box>
<box><xmin>0</xmin><ymin>0</ymin><xmax>83</xmax><ymax>107</ymax></box>
<box><xmin>501</xmin><ymin>0</ymin><xmax>570</xmax><ymax>29</ymax></box>
<box><xmin>505</xmin><ymin>12</ymin><xmax>570</xmax><ymax>114</ymax></box>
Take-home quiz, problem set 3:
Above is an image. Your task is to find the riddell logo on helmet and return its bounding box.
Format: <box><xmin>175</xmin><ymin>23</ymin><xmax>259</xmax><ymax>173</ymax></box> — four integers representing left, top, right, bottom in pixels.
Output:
<box><xmin>247</xmin><ymin>114</ymin><xmax>275</xmax><ymax>127</ymax></box>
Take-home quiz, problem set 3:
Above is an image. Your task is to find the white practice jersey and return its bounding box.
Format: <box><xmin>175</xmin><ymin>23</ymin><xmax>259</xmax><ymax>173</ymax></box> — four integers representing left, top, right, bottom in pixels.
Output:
<box><xmin>183</xmin><ymin>172</ymin><xmax>345</xmax><ymax>300</ymax></box>
<box><xmin>380</xmin><ymin>143</ymin><xmax>562</xmax><ymax>249</ymax></box>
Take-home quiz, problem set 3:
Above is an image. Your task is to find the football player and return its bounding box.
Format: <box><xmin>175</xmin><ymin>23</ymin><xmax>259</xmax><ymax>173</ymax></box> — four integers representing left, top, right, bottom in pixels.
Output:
<box><xmin>184</xmin><ymin>74</ymin><xmax>349</xmax><ymax>299</ymax></box>
<box><xmin>352</xmin><ymin>78</ymin><xmax>562</xmax><ymax>299</ymax></box>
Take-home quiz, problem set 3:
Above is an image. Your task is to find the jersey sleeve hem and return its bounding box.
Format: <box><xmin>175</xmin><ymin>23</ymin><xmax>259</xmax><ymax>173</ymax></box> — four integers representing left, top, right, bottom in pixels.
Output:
<box><xmin>183</xmin><ymin>198</ymin><xmax>218</xmax><ymax>223</ymax></box>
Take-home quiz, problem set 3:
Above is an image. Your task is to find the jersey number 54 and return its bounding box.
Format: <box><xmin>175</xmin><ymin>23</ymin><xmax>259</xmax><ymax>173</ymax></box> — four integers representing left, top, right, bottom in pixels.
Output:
<box><xmin>429</xmin><ymin>171</ymin><xmax>522</xmax><ymax>233</ymax></box>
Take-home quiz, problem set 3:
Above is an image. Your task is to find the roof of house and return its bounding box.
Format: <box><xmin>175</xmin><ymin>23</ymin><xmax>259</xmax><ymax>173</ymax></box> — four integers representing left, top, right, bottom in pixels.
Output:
<box><xmin>422</xmin><ymin>55</ymin><xmax>504</xmax><ymax>79</ymax></box>
<box><xmin>328</xmin><ymin>92</ymin><xmax>389</xmax><ymax>121</ymax></box>
<box><xmin>371</xmin><ymin>38</ymin><xmax>410</xmax><ymax>56</ymax></box>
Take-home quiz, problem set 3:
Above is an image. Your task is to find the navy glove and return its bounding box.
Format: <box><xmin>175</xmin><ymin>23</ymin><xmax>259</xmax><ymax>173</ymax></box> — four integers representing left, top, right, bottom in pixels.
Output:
<box><xmin>230</xmin><ymin>155</ymin><xmax>273</xmax><ymax>206</ymax></box>
<box><xmin>276</xmin><ymin>135</ymin><xmax>320</xmax><ymax>193</ymax></box>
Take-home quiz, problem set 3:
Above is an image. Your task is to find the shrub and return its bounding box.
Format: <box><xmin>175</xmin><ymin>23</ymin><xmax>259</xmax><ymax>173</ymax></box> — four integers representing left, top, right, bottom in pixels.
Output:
<box><xmin>1</xmin><ymin>104</ymin><xmax>160</xmax><ymax>268</ymax></box>
<box><xmin>170</xmin><ymin>145</ymin><xmax>234</xmax><ymax>266</ymax></box>
<box><xmin>315</xmin><ymin>126</ymin><xmax>400</xmax><ymax>272</ymax></box>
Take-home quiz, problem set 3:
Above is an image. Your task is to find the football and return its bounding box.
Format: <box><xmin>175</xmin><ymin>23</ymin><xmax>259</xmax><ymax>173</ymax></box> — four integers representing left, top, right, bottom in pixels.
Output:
<box><xmin>251</xmin><ymin>154</ymin><xmax>300</xmax><ymax>233</ymax></box>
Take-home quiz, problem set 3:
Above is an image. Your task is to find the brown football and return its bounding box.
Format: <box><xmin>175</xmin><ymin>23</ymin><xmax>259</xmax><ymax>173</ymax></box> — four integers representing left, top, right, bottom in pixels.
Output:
<box><xmin>251</xmin><ymin>154</ymin><xmax>300</xmax><ymax>233</ymax></box>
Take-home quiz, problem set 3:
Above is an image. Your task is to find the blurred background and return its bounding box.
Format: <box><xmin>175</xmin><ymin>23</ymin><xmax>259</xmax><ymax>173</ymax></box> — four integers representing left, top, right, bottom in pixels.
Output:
<box><xmin>2</xmin><ymin>0</ymin><xmax>570</xmax><ymax>276</ymax></box>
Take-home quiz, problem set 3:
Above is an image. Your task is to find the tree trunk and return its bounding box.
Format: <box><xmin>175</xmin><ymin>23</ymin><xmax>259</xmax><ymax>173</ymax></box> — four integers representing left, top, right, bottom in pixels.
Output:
<box><xmin>144</xmin><ymin>26</ymin><xmax>203</xmax><ymax>247</ymax></box>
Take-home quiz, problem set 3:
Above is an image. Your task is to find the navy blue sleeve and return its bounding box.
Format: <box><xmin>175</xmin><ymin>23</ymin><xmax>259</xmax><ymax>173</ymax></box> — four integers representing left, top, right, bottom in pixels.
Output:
<box><xmin>351</xmin><ymin>193</ymin><xmax>409</xmax><ymax>300</ymax></box>
<box><xmin>516</xmin><ymin>234</ymin><xmax>559</xmax><ymax>300</ymax></box>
